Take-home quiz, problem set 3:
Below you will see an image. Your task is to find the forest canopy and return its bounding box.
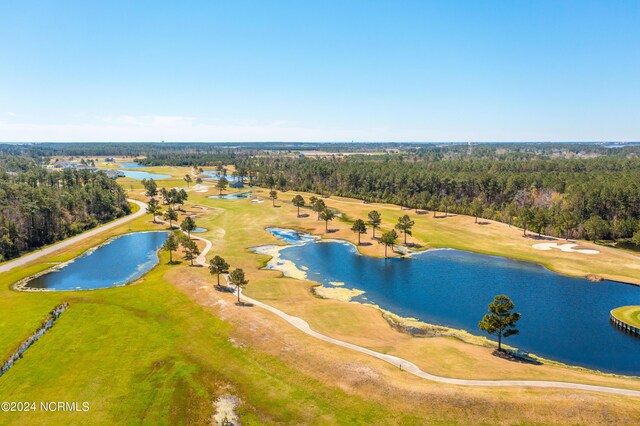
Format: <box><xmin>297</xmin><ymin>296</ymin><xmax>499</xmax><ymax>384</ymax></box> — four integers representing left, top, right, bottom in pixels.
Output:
<box><xmin>0</xmin><ymin>156</ymin><xmax>130</xmax><ymax>262</ymax></box>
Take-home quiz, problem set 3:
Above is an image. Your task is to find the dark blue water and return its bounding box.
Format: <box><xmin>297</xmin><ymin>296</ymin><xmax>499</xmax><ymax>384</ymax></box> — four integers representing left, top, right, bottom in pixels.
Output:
<box><xmin>265</xmin><ymin>228</ymin><xmax>640</xmax><ymax>375</ymax></box>
<box><xmin>117</xmin><ymin>170</ymin><xmax>171</xmax><ymax>180</ymax></box>
<box><xmin>25</xmin><ymin>232</ymin><xmax>169</xmax><ymax>291</ymax></box>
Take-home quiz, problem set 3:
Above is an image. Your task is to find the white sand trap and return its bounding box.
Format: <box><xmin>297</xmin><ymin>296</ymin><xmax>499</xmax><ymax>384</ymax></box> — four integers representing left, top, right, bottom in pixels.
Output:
<box><xmin>254</xmin><ymin>245</ymin><xmax>307</xmax><ymax>279</ymax></box>
<box><xmin>191</xmin><ymin>184</ymin><xmax>210</xmax><ymax>193</ymax></box>
<box><xmin>314</xmin><ymin>286</ymin><xmax>364</xmax><ymax>302</ymax></box>
<box><xmin>251</xmin><ymin>198</ymin><xmax>264</xmax><ymax>203</ymax></box>
<box><xmin>532</xmin><ymin>242</ymin><xmax>599</xmax><ymax>255</ymax></box>
<box><xmin>212</xmin><ymin>395</ymin><xmax>240</xmax><ymax>425</ymax></box>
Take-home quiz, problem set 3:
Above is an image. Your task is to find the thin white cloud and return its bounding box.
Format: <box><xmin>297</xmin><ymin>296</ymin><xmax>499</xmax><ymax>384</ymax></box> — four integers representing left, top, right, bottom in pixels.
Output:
<box><xmin>5</xmin><ymin>112</ymin><xmax>17</xmax><ymax>117</ymax></box>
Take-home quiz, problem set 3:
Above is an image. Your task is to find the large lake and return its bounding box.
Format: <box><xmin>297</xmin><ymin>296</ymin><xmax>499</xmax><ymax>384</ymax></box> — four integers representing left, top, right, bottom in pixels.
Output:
<box><xmin>24</xmin><ymin>232</ymin><xmax>169</xmax><ymax>291</ymax></box>
<box><xmin>262</xmin><ymin>228</ymin><xmax>640</xmax><ymax>375</ymax></box>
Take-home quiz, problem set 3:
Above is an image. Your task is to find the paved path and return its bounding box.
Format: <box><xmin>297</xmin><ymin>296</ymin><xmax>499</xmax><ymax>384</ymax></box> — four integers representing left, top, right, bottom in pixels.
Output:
<box><xmin>0</xmin><ymin>199</ymin><xmax>147</xmax><ymax>275</ymax></box>
<box><xmin>5</xmin><ymin>198</ymin><xmax>640</xmax><ymax>397</ymax></box>
<box><xmin>194</xmin><ymin>240</ymin><xmax>640</xmax><ymax>398</ymax></box>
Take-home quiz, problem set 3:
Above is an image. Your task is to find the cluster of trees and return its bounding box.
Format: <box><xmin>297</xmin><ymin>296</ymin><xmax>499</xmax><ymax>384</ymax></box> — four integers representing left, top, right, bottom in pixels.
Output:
<box><xmin>274</xmin><ymin>190</ymin><xmax>421</xmax><ymax>258</ymax></box>
<box><xmin>142</xmin><ymin>179</ymin><xmax>191</xmax><ymax>229</ymax></box>
<box><xmin>208</xmin><ymin>255</ymin><xmax>249</xmax><ymax>304</ymax></box>
<box><xmin>145</xmin><ymin>178</ymin><xmax>248</xmax><ymax>302</ymax></box>
<box><xmin>162</xmin><ymin>230</ymin><xmax>200</xmax><ymax>266</ymax></box>
<box><xmin>251</xmin><ymin>156</ymin><xmax>640</xmax><ymax>244</ymax></box>
<box><xmin>0</xmin><ymin>163</ymin><xmax>130</xmax><ymax>262</ymax></box>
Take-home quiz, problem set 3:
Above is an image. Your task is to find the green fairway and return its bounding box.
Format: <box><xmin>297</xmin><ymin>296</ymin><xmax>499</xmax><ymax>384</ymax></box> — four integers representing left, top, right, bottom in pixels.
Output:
<box><xmin>3</xmin><ymin>176</ymin><xmax>640</xmax><ymax>424</ymax></box>
<box><xmin>0</xmin><ymin>216</ymin><xmax>422</xmax><ymax>425</ymax></box>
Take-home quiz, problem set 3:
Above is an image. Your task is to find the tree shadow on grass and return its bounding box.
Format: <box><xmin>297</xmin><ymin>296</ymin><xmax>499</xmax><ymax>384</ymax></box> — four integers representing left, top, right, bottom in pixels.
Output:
<box><xmin>492</xmin><ymin>349</ymin><xmax>543</xmax><ymax>365</ymax></box>
<box><xmin>167</xmin><ymin>260</ymin><xmax>183</xmax><ymax>265</ymax></box>
<box><xmin>477</xmin><ymin>221</ymin><xmax>491</xmax><ymax>225</ymax></box>
<box><xmin>433</xmin><ymin>214</ymin><xmax>456</xmax><ymax>219</ymax></box>
<box><xmin>358</xmin><ymin>242</ymin><xmax>373</xmax><ymax>247</ymax></box>
<box><xmin>524</xmin><ymin>234</ymin><xmax>556</xmax><ymax>241</ymax></box>
<box><xmin>235</xmin><ymin>301</ymin><xmax>254</xmax><ymax>307</ymax></box>
<box><xmin>327</xmin><ymin>229</ymin><xmax>339</xmax><ymax>233</ymax></box>
<box><xmin>298</xmin><ymin>213</ymin><xmax>310</xmax><ymax>218</ymax></box>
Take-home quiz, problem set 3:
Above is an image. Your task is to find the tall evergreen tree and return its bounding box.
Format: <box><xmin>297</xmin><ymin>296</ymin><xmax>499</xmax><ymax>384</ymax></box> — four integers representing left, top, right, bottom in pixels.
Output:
<box><xmin>180</xmin><ymin>216</ymin><xmax>197</xmax><ymax>239</ymax></box>
<box><xmin>229</xmin><ymin>268</ymin><xmax>249</xmax><ymax>304</ymax></box>
<box><xmin>367</xmin><ymin>210</ymin><xmax>382</xmax><ymax>238</ymax></box>
<box><xmin>379</xmin><ymin>230</ymin><xmax>398</xmax><ymax>258</ymax></box>
<box><xmin>292</xmin><ymin>194</ymin><xmax>305</xmax><ymax>217</ymax></box>
<box><xmin>479</xmin><ymin>295</ymin><xmax>521</xmax><ymax>352</ymax></box>
<box><xmin>209</xmin><ymin>255</ymin><xmax>230</xmax><ymax>288</ymax></box>
<box><xmin>320</xmin><ymin>208</ymin><xmax>335</xmax><ymax>232</ymax></box>
<box><xmin>395</xmin><ymin>215</ymin><xmax>415</xmax><ymax>244</ymax></box>
<box><xmin>163</xmin><ymin>208</ymin><xmax>178</xmax><ymax>229</ymax></box>
<box><xmin>146</xmin><ymin>198</ymin><xmax>161</xmax><ymax>223</ymax></box>
<box><xmin>216</xmin><ymin>176</ymin><xmax>229</xmax><ymax>195</ymax></box>
<box><xmin>163</xmin><ymin>234</ymin><xmax>179</xmax><ymax>264</ymax></box>
<box><xmin>351</xmin><ymin>219</ymin><xmax>367</xmax><ymax>245</ymax></box>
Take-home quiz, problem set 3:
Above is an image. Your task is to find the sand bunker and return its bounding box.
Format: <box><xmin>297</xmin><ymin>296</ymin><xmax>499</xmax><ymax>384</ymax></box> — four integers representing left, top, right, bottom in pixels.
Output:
<box><xmin>253</xmin><ymin>245</ymin><xmax>308</xmax><ymax>280</ymax></box>
<box><xmin>191</xmin><ymin>184</ymin><xmax>209</xmax><ymax>193</ymax></box>
<box><xmin>212</xmin><ymin>395</ymin><xmax>240</xmax><ymax>425</ymax></box>
<box><xmin>532</xmin><ymin>242</ymin><xmax>599</xmax><ymax>255</ymax></box>
<box><xmin>314</xmin><ymin>286</ymin><xmax>364</xmax><ymax>302</ymax></box>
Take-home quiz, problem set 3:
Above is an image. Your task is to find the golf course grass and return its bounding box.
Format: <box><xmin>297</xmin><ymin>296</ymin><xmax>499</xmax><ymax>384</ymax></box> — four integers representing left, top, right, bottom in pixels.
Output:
<box><xmin>3</xmin><ymin>166</ymin><xmax>640</xmax><ymax>424</ymax></box>
<box><xmin>611</xmin><ymin>306</ymin><xmax>640</xmax><ymax>329</ymax></box>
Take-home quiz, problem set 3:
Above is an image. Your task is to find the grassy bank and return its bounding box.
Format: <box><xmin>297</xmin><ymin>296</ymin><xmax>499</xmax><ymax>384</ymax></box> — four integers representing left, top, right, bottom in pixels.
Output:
<box><xmin>611</xmin><ymin>306</ymin><xmax>640</xmax><ymax>328</ymax></box>
<box><xmin>3</xmin><ymin>168</ymin><xmax>640</xmax><ymax>424</ymax></box>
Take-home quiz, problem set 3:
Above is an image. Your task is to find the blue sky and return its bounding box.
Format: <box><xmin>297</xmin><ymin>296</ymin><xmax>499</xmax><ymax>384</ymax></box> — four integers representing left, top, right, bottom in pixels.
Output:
<box><xmin>1</xmin><ymin>1</ymin><xmax>638</xmax><ymax>142</ymax></box>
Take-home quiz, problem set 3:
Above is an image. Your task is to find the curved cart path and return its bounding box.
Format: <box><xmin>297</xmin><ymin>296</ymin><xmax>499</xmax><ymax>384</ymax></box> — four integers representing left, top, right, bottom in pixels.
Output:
<box><xmin>194</xmin><ymin>233</ymin><xmax>640</xmax><ymax>397</ymax></box>
<box><xmin>0</xmin><ymin>199</ymin><xmax>146</xmax><ymax>275</ymax></box>
<box><xmin>5</xmin><ymin>198</ymin><xmax>639</xmax><ymax>397</ymax></box>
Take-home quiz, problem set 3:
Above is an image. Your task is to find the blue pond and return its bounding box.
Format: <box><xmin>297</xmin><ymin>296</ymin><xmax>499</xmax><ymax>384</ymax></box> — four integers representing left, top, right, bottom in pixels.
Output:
<box><xmin>24</xmin><ymin>232</ymin><xmax>169</xmax><ymax>291</ymax></box>
<box><xmin>192</xmin><ymin>227</ymin><xmax>207</xmax><ymax>233</ymax></box>
<box><xmin>202</xmin><ymin>171</ymin><xmax>238</xmax><ymax>181</ymax></box>
<box><xmin>119</xmin><ymin>162</ymin><xmax>146</xmax><ymax>168</ymax></box>
<box><xmin>117</xmin><ymin>170</ymin><xmax>171</xmax><ymax>180</ymax></box>
<box><xmin>263</xmin><ymin>228</ymin><xmax>640</xmax><ymax>375</ymax></box>
<box><xmin>208</xmin><ymin>191</ymin><xmax>252</xmax><ymax>200</ymax></box>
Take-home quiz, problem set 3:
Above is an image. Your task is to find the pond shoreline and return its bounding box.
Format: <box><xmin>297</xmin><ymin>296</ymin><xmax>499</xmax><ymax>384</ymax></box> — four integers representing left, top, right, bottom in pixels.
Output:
<box><xmin>253</xmin><ymin>227</ymin><xmax>640</xmax><ymax>377</ymax></box>
<box><xmin>13</xmin><ymin>231</ymin><xmax>168</xmax><ymax>292</ymax></box>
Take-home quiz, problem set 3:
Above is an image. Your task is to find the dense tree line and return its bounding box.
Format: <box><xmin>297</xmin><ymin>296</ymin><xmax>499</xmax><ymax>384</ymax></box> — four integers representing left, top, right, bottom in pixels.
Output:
<box><xmin>250</xmin><ymin>156</ymin><xmax>640</xmax><ymax>243</ymax></box>
<box><xmin>0</xmin><ymin>161</ymin><xmax>130</xmax><ymax>262</ymax></box>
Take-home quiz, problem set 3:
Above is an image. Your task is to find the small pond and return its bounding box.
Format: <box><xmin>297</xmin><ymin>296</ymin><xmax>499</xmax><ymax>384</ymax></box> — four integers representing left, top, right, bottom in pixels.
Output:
<box><xmin>192</xmin><ymin>228</ymin><xmax>207</xmax><ymax>233</ymax></box>
<box><xmin>23</xmin><ymin>231</ymin><xmax>169</xmax><ymax>291</ymax></box>
<box><xmin>119</xmin><ymin>162</ymin><xmax>146</xmax><ymax>169</ymax></box>
<box><xmin>258</xmin><ymin>228</ymin><xmax>640</xmax><ymax>375</ymax></box>
<box><xmin>208</xmin><ymin>191</ymin><xmax>252</xmax><ymax>200</ymax></box>
<box><xmin>201</xmin><ymin>171</ymin><xmax>238</xmax><ymax>181</ymax></box>
<box><xmin>117</xmin><ymin>170</ymin><xmax>171</xmax><ymax>180</ymax></box>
